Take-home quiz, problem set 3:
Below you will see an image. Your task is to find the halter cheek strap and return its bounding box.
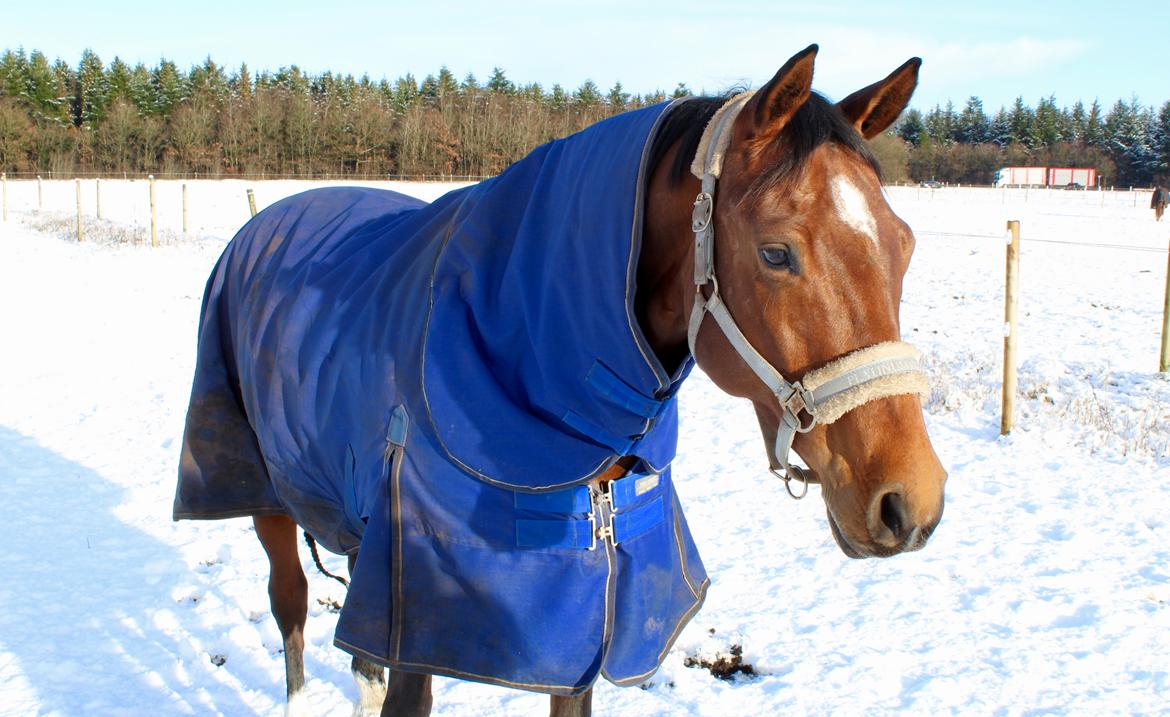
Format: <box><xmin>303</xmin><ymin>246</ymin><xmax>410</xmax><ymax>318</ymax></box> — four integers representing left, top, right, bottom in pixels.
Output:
<box><xmin>686</xmin><ymin>92</ymin><xmax>930</xmax><ymax>499</ymax></box>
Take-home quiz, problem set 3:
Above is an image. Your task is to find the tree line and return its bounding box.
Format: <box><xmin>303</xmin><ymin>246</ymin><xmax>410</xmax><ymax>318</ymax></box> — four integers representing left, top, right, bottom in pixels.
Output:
<box><xmin>0</xmin><ymin>47</ymin><xmax>1166</xmax><ymax>186</ymax></box>
<box><xmin>894</xmin><ymin>96</ymin><xmax>1170</xmax><ymax>186</ymax></box>
<box><xmin>0</xmin><ymin>48</ymin><xmax>686</xmax><ymax>179</ymax></box>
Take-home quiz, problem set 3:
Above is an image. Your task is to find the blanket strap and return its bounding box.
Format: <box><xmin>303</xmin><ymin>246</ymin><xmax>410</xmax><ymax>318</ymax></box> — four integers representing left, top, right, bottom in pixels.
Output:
<box><xmin>585</xmin><ymin>362</ymin><xmax>665</xmax><ymax>419</ymax></box>
<box><xmin>562</xmin><ymin>360</ymin><xmax>677</xmax><ymax>456</ymax></box>
<box><xmin>514</xmin><ymin>472</ymin><xmax>665</xmax><ymax>550</ymax></box>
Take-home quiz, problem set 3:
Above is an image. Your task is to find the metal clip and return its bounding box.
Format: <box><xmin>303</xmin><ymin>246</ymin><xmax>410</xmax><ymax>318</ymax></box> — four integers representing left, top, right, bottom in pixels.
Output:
<box><xmin>596</xmin><ymin>523</ymin><xmax>614</xmax><ymax>543</ymax></box>
<box><xmin>586</xmin><ymin>500</ymin><xmax>599</xmax><ymax>551</ymax></box>
<box><xmin>588</xmin><ymin>485</ymin><xmax>618</xmax><ymax>549</ymax></box>
<box><xmin>691</xmin><ymin>192</ymin><xmax>713</xmax><ymax>232</ymax></box>
<box><xmin>782</xmin><ymin>383</ymin><xmax>818</xmax><ymax>433</ymax></box>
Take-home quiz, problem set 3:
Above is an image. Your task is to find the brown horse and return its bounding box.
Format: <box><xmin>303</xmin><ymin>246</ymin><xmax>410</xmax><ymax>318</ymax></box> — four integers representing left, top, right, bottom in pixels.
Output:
<box><xmin>234</xmin><ymin>45</ymin><xmax>944</xmax><ymax>717</ymax></box>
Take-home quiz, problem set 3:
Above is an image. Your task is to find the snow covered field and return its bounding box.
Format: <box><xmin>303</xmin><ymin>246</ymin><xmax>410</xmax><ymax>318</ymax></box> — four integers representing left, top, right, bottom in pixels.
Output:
<box><xmin>1</xmin><ymin>179</ymin><xmax>1168</xmax><ymax>716</ymax></box>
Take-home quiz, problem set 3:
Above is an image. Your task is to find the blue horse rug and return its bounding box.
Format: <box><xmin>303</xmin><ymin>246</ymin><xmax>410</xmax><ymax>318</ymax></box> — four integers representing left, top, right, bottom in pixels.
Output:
<box><xmin>175</xmin><ymin>101</ymin><xmax>709</xmax><ymax>694</ymax></box>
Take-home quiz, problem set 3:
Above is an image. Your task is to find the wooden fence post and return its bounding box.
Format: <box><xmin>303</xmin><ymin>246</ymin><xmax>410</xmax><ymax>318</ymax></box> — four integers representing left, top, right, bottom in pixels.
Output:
<box><xmin>149</xmin><ymin>175</ymin><xmax>158</xmax><ymax>247</ymax></box>
<box><xmin>1002</xmin><ymin>220</ymin><xmax>1020</xmax><ymax>434</ymax></box>
<box><xmin>182</xmin><ymin>183</ymin><xmax>189</xmax><ymax>235</ymax></box>
<box><xmin>1160</xmin><ymin>234</ymin><xmax>1170</xmax><ymax>372</ymax></box>
<box><xmin>75</xmin><ymin>178</ymin><xmax>83</xmax><ymax>243</ymax></box>
<box><xmin>96</xmin><ymin>178</ymin><xmax>102</xmax><ymax>219</ymax></box>
<box><xmin>247</xmin><ymin>188</ymin><xmax>257</xmax><ymax>217</ymax></box>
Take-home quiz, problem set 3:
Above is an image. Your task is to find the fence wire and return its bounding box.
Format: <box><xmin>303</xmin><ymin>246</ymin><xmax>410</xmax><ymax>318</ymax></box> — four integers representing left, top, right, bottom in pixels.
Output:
<box><xmin>915</xmin><ymin>229</ymin><xmax>1168</xmax><ymax>254</ymax></box>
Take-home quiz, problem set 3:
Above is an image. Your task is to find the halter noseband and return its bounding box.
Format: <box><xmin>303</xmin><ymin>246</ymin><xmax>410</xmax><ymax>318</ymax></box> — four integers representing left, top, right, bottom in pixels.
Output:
<box><xmin>685</xmin><ymin>92</ymin><xmax>929</xmax><ymax>499</ymax></box>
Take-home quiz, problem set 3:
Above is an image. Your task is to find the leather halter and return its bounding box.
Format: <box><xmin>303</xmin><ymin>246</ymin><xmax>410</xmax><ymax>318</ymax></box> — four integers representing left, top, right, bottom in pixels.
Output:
<box><xmin>685</xmin><ymin>93</ymin><xmax>929</xmax><ymax>499</ymax></box>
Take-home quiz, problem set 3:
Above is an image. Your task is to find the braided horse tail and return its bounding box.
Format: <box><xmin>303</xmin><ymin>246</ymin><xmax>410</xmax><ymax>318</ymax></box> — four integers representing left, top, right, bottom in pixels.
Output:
<box><xmin>302</xmin><ymin>531</ymin><xmax>350</xmax><ymax>588</ymax></box>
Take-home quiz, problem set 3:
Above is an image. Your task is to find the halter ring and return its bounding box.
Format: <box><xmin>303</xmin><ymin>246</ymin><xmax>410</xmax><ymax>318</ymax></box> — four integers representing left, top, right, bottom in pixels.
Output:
<box><xmin>770</xmin><ymin>466</ymin><xmax>810</xmax><ymax>499</ymax></box>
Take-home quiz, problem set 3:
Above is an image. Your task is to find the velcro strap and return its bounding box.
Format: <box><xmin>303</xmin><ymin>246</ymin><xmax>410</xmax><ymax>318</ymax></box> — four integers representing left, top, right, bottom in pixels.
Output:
<box><xmin>514</xmin><ymin>486</ymin><xmax>592</xmax><ymax>514</ymax></box>
<box><xmin>516</xmin><ymin>518</ymin><xmax>595</xmax><ymax>550</ymax></box>
<box><xmin>585</xmin><ymin>362</ymin><xmax>665</xmax><ymax>419</ymax></box>
<box><xmin>562</xmin><ymin>410</ymin><xmax>636</xmax><ymax>455</ymax></box>
<box><xmin>613</xmin><ymin>497</ymin><xmax>664</xmax><ymax>544</ymax></box>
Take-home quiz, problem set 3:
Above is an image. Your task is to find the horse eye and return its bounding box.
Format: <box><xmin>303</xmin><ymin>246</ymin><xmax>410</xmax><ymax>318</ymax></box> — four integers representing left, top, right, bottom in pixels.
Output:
<box><xmin>760</xmin><ymin>245</ymin><xmax>793</xmax><ymax>270</ymax></box>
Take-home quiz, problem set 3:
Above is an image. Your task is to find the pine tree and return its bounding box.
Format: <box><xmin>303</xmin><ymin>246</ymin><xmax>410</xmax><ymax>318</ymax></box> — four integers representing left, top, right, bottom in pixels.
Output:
<box><xmin>0</xmin><ymin>48</ymin><xmax>30</xmax><ymax>101</ymax></box>
<box><xmin>189</xmin><ymin>56</ymin><xmax>228</xmax><ymax>99</ymax></box>
<box><xmin>1032</xmin><ymin>95</ymin><xmax>1062</xmax><ymax>146</ymax></box>
<box><xmin>271</xmin><ymin>65</ymin><xmax>309</xmax><ymax>94</ymax></box>
<box><xmin>897</xmin><ymin>108</ymin><xmax>925</xmax><ymax>145</ymax></box>
<box><xmin>437</xmin><ymin>66</ymin><xmax>459</xmax><ymax>100</ymax></box>
<box><xmin>107</xmin><ymin>58</ymin><xmax>132</xmax><ymax>103</ymax></box>
<box><xmin>671</xmin><ymin>82</ymin><xmax>690</xmax><ymax>99</ymax></box>
<box><xmin>1127</xmin><ymin>103</ymin><xmax>1158</xmax><ymax>183</ymax></box>
<box><xmin>923</xmin><ymin>103</ymin><xmax>956</xmax><ymax>143</ymax></box>
<box><xmin>1007</xmin><ymin>97</ymin><xmax>1036</xmax><ymax>147</ymax></box>
<box><xmin>573</xmin><ymin>80</ymin><xmax>601</xmax><ymax>106</ymax></box>
<box><xmin>549</xmin><ymin>83</ymin><xmax>567</xmax><ymax>111</ymax></box>
<box><xmin>1068</xmin><ymin>100</ymin><xmax>1086</xmax><ymax>145</ymax></box>
<box><xmin>607</xmin><ymin>81</ymin><xmax>629</xmax><ymax>111</ymax></box>
<box><xmin>955</xmin><ymin>97</ymin><xmax>989</xmax><ymax>144</ymax></box>
<box><xmin>1084</xmin><ymin>100</ymin><xmax>1104</xmax><ymax>146</ymax></box>
<box><xmin>1156</xmin><ymin>100</ymin><xmax>1170</xmax><ymax>179</ymax></box>
<box><xmin>487</xmin><ymin>67</ymin><xmax>513</xmax><ymax>95</ymax></box>
<box><xmin>518</xmin><ymin>82</ymin><xmax>543</xmax><ymax>103</ymax></box>
<box><xmin>1102</xmin><ymin>97</ymin><xmax>1156</xmax><ymax>184</ymax></box>
<box><xmin>988</xmin><ymin>107</ymin><xmax>1011</xmax><ymax>147</ymax></box>
<box><xmin>392</xmin><ymin>74</ymin><xmax>418</xmax><ymax>109</ymax></box>
<box><xmin>232</xmin><ymin>63</ymin><xmax>253</xmax><ymax>99</ymax></box>
<box><xmin>25</xmin><ymin>50</ymin><xmax>68</xmax><ymax>123</ymax></box>
<box><xmin>127</xmin><ymin>63</ymin><xmax>154</xmax><ymax>114</ymax></box>
<box><xmin>418</xmin><ymin>73</ymin><xmax>439</xmax><ymax>100</ymax></box>
<box><xmin>150</xmin><ymin>58</ymin><xmax>187</xmax><ymax>115</ymax></box>
<box><xmin>76</xmin><ymin>48</ymin><xmax>108</xmax><ymax>126</ymax></box>
<box><xmin>51</xmin><ymin>59</ymin><xmax>75</xmax><ymax>124</ymax></box>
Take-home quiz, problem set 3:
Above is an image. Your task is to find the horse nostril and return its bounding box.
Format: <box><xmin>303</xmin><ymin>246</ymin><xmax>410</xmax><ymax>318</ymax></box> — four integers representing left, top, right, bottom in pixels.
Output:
<box><xmin>879</xmin><ymin>491</ymin><xmax>909</xmax><ymax>542</ymax></box>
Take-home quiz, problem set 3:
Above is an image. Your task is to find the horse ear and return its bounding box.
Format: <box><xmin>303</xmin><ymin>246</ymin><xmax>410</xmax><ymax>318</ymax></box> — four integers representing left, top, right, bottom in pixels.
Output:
<box><xmin>744</xmin><ymin>44</ymin><xmax>818</xmax><ymax>138</ymax></box>
<box><xmin>837</xmin><ymin>57</ymin><xmax>921</xmax><ymax>139</ymax></box>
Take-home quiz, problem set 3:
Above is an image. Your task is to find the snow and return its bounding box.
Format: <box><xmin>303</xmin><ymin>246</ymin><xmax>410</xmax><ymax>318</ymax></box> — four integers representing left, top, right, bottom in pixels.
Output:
<box><xmin>1</xmin><ymin>180</ymin><xmax>1168</xmax><ymax>716</ymax></box>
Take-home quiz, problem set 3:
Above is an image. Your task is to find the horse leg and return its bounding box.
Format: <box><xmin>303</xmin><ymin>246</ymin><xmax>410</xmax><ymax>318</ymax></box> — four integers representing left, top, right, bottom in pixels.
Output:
<box><xmin>346</xmin><ymin>552</ymin><xmax>389</xmax><ymax>716</ymax></box>
<box><xmin>254</xmin><ymin>514</ymin><xmax>310</xmax><ymax>716</ymax></box>
<box><xmin>550</xmin><ymin>688</ymin><xmax>592</xmax><ymax>717</ymax></box>
<box><xmin>351</xmin><ymin>656</ymin><xmax>388</xmax><ymax>716</ymax></box>
<box><xmin>379</xmin><ymin>670</ymin><xmax>432</xmax><ymax>717</ymax></box>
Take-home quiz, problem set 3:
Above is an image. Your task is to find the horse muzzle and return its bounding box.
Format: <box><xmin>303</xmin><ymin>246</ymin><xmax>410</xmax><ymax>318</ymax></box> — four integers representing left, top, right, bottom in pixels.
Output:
<box><xmin>827</xmin><ymin>488</ymin><xmax>944</xmax><ymax>559</ymax></box>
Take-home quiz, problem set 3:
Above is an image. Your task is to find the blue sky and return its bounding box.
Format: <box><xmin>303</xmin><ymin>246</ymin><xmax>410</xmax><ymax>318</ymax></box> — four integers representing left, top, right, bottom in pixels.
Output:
<box><xmin>7</xmin><ymin>0</ymin><xmax>1166</xmax><ymax>111</ymax></box>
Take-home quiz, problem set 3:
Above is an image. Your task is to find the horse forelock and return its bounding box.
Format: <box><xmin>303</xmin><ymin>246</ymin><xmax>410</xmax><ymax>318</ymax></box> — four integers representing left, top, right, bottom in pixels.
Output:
<box><xmin>742</xmin><ymin>92</ymin><xmax>880</xmax><ymax>205</ymax></box>
<box><xmin>649</xmin><ymin>92</ymin><xmax>880</xmax><ymax>202</ymax></box>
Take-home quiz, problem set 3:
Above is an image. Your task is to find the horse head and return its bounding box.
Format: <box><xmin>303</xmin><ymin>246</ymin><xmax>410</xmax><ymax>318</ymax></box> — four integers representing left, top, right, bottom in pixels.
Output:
<box><xmin>644</xmin><ymin>45</ymin><xmax>946</xmax><ymax>559</ymax></box>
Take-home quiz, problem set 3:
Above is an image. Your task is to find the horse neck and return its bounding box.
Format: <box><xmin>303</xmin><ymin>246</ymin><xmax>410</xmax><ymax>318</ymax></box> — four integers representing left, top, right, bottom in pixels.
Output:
<box><xmin>636</xmin><ymin>140</ymin><xmax>699</xmax><ymax>376</ymax></box>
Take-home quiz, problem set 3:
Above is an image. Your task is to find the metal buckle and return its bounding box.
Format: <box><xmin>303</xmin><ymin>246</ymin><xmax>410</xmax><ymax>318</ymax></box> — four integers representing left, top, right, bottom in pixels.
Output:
<box><xmin>782</xmin><ymin>383</ymin><xmax>817</xmax><ymax>433</ymax></box>
<box><xmin>692</xmin><ymin>192</ymin><xmax>713</xmax><ymax>232</ymax></box>
<box><xmin>586</xmin><ymin>489</ymin><xmax>599</xmax><ymax>550</ymax></box>
<box><xmin>587</xmin><ymin>487</ymin><xmax>617</xmax><ymax>549</ymax></box>
<box><xmin>600</xmin><ymin>487</ymin><xmax>619</xmax><ymax>546</ymax></box>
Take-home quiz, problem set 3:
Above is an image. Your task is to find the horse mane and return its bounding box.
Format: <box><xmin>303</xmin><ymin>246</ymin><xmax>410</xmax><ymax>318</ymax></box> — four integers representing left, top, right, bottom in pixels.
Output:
<box><xmin>649</xmin><ymin>92</ymin><xmax>882</xmax><ymax>199</ymax></box>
